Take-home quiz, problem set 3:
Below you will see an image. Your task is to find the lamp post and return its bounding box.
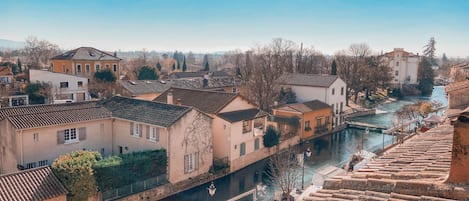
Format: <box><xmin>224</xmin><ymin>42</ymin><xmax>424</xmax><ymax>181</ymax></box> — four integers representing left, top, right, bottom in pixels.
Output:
<box><xmin>301</xmin><ymin>147</ymin><xmax>312</xmax><ymax>190</ymax></box>
<box><xmin>207</xmin><ymin>181</ymin><xmax>216</xmax><ymax>198</ymax></box>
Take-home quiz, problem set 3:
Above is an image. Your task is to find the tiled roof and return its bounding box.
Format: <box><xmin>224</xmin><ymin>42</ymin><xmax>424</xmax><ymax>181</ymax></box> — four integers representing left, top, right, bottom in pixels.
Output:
<box><xmin>101</xmin><ymin>96</ymin><xmax>192</xmax><ymax>127</ymax></box>
<box><xmin>276</xmin><ymin>100</ymin><xmax>330</xmax><ymax>113</ymax></box>
<box><xmin>218</xmin><ymin>108</ymin><xmax>267</xmax><ymax>123</ymax></box>
<box><xmin>0</xmin><ymin>166</ymin><xmax>67</xmax><ymax>201</ymax></box>
<box><xmin>169</xmin><ymin>71</ymin><xmax>229</xmax><ymax>79</ymax></box>
<box><xmin>154</xmin><ymin>87</ymin><xmax>237</xmax><ymax>114</ymax></box>
<box><xmin>0</xmin><ymin>66</ymin><xmax>13</xmax><ymax>76</ymax></box>
<box><xmin>278</xmin><ymin>73</ymin><xmax>338</xmax><ymax>88</ymax></box>
<box><xmin>383</xmin><ymin>48</ymin><xmax>417</xmax><ymax>57</ymax></box>
<box><xmin>119</xmin><ymin>78</ymin><xmax>236</xmax><ymax>95</ymax></box>
<box><xmin>0</xmin><ymin>101</ymin><xmax>100</xmax><ymax>121</ymax></box>
<box><xmin>304</xmin><ymin>125</ymin><xmax>469</xmax><ymax>201</ymax></box>
<box><xmin>8</xmin><ymin>107</ymin><xmax>111</xmax><ymax>129</ymax></box>
<box><xmin>51</xmin><ymin>47</ymin><xmax>121</xmax><ymax>61</ymax></box>
<box><xmin>119</xmin><ymin>80</ymin><xmax>172</xmax><ymax>95</ymax></box>
<box><xmin>445</xmin><ymin>80</ymin><xmax>469</xmax><ymax>92</ymax></box>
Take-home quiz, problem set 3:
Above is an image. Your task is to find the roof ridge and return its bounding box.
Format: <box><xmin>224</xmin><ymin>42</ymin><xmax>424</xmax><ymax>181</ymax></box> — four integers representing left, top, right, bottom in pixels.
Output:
<box><xmin>105</xmin><ymin>95</ymin><xmax>192</xmax><ymax>110</ymax></box>
<box><xmin>6</xmin><ymin>105</ymin><xmax>104</xmax><ymax>118</ymax></box>
<box><xmin>168</xmin><ymin>86</ymin><xmax>237</xmax><ymax>95</ymax></box>
<box><xmin>0</xmin><ymin>166</ymin><xmax>50</xmax><ymax>178</ymax></box>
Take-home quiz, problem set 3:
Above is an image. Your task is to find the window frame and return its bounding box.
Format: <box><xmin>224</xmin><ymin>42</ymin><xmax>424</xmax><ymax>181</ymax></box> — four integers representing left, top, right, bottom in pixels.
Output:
<box><xmin>150</xmin><ymin>127</ymin><xmax>159</xmax><ymax>142</ymax></box>
<box><xmin>254</xmin><ymin>138</ymin><xmax>260</xmax><ymax>150</ymax></box>
<box><xmin>64</xmin><ymin>128</ymin><xmax>78</xmax><ymax>144</ymax></box>
<box><xmin>77</xmin><ymin>64</ymin><xmax>82</xmax><ymax>73</ymax></box>
<box><xmin>242</xmin><ymin>120</ymin><xmax>252</xmax><ymax>133</ymax></box>
<box><xmin>38</xmin><ymin>160</ymin><xmax>48</xmax><ymax>167</ymax></box>
<box><xmin>85</xmin><ymin>64</ymin><xmax>90</xmax><ymax>75</ymax></box>
<box><xmin>59</xmin><ymin>82</ymin><xmax>69</xmax><ymax>88</ymax></box>
<box><xmin>77</xmin><ymin>81</ymin><xmax>83</xmax><ymax>87</ymax></box>
<box><xmin>113</xmin><ymin>64</ymin><xmax>118</xmax><ymax>72</ymax></box>
<box><xmin>240</xmin><ymin>142</ymin><xmax>246</xmax><ymax>156</ymax></box>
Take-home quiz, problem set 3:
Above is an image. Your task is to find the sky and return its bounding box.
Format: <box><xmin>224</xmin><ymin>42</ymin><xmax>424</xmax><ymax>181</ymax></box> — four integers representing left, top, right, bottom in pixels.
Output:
<box><xmin>1</xmin><ymin>0</ymin><xmax>468</xmax><ymax>57</ymax></box>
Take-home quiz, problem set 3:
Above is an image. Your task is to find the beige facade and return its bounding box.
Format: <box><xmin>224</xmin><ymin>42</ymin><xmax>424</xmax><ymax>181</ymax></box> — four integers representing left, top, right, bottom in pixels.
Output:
<box><xmin>0</xmin><ymin>97</ymin><xmax>213</xmax><ymax>184</ymax></box>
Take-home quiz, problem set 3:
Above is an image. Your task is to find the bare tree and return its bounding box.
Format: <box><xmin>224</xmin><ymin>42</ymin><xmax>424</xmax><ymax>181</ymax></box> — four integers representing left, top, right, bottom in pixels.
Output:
<box><xmin>266</xmin><ymin>147</ymin><xmax>300</xmax><ymax>201</ymax></box>
<box><xmin>23</xmin><ymin>36</ymin><xmax>59</xmax><ymax>69</ymax></box>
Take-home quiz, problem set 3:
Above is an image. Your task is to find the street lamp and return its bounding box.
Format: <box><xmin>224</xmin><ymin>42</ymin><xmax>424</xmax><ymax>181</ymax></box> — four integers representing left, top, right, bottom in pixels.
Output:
<box><xmin>207</xmin><ymin>181</ymin><xmax>216</xmax><ymax>197</ymax></box>
<box><xmin>301</xmin><ymin>147</ymin><xmax>312</xmax><ymax>190</ymax></box>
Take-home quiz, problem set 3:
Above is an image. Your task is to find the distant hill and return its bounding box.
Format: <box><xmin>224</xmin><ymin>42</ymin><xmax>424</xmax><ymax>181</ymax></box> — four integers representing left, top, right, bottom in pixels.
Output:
<box><xmin>0</xmin><ymin>39</ymin><xmax>25</xmax><ymax>50</ymax></box>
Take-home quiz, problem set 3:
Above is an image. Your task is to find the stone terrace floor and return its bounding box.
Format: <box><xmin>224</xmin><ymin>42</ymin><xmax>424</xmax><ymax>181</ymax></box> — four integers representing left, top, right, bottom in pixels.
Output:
<box><xmin>302</xmin><ymin>124</ymin><xmax>469</xmax><ymax>201</ymax></box>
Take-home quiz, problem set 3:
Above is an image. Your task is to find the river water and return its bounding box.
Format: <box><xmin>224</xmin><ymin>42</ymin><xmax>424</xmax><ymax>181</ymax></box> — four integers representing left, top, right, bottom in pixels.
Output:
<box><xmin>163</xmin><ymin>86</ymin><xmax>447</xmax><ymax>201</ymax></box>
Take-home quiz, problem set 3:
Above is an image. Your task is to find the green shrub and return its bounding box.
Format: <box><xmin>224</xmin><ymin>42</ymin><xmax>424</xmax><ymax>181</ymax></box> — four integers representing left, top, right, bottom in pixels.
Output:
<box><xmin>263</xmin><ymin>125</ymin><xmax>280</xmax><ymax>148</ymax></box>
<box><xmin>51</xmin><ymin>151</ymin><xmax>101</xmax><ymax>201</ymax></box>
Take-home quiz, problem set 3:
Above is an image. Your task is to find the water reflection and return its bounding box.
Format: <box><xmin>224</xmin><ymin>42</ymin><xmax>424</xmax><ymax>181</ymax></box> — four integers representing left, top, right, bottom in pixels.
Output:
<box><xmin>163</xmin><ymin>86</ymin><xmax>447</xmax><ymax>201</ymax></box>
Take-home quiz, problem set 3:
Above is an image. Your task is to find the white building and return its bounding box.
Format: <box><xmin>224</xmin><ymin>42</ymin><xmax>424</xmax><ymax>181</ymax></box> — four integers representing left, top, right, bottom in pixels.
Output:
<box><xmin>382</xmin><ymin>48</ymin><xmax>420</xmax><ymax>88</ymax></box>
<box><xmin>279</xmin><ymin>73</ymin><xmax>347</xmax><ymax>128</ymax></box>
<box><xmin>29</xmin><ymin>69</ymin><xmax>90</xmax><ymax>103</ymax></box>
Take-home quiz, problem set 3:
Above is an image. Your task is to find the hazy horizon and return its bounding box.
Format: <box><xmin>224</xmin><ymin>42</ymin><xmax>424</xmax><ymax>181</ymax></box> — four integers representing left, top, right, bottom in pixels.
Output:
<box><xmin>1</xmin><ymin>0</ymin><xmax>468</xmax><ymax>57</ymax></box>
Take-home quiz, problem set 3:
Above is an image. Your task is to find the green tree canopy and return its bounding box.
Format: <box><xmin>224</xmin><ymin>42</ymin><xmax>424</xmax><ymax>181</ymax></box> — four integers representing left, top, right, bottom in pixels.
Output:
<box><xmin>417</xmin><ymin>57</ymin><xmax>434</xmax><ymax>96</ymax></box>
<box><xmin>204</xmin><ymin>62</ymin><xmax>210</xmax><ymax>71</ymax></box>
<box><xmin>156</xmin><ymin>62</ymin><xmax>162</xmax><ymax>72</ymax></box>
<box><xmin>263</xmin><ymin>126</ymin><xmax>280</xmax><ymax>148</ymax></box>
<box><xmin>331</xmin><ymin>60</ymin><xmax>337</xmax><ymax>75</ymax></box>
<box><xmin>182</xmin><ymin>57</ymin><xmax>187</xmax><ymax>72</ymax></box>
<box><xmin>137</xmin><ymin>66</ymin><xmax>158</xmax><ymax>80</ymax></box>
<box><xmin>51</xmin><ymin>151</ymin><xmax>101</xmax><ymax>201</ymax></box>
<box><xmin>93</xmin><ymin>69</ymin><xmax>116</xmax><ymax>83</ymax></box>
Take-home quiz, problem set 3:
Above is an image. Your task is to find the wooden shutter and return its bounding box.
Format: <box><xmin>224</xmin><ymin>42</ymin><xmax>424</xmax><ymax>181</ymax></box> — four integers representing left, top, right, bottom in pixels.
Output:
<box><xmin>57</xmin><ymin>130</ymin><xmax>65</xmax><ymax>144</ymax></box>
<box><xmin>184</xmin><ymin>155</ymin><xmax>188</xmax><ymax>173</ymax></box>
<box><xmin>146</xmin><ymin>126</ymin><xmax>150</xmax><ymax>139</ymax></box>
<box><xmin>195</xmin><ymin>152</ymin><xmax>199</xmax><ymax>170</ymax></box>
<box><xmin>78</xmin><ymin>127</ymin><xmax>86</xmax><ymax>141</ymax></box>
<box><xmin>139</xmin><ymin>124</ymin><xmax>143</xmax><ymax>137</ymax></box>
<box><xmin>130</xmin><ymin>122</ymin><xmax>134</xmax><ymax>136</ymax></box>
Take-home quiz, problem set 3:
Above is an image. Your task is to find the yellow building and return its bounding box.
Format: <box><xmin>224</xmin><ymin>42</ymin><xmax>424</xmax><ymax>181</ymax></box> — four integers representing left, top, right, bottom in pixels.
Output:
<box><xmin>272</xmin><ymin>100</ymin><xmax>332</xmax><ymax>140</ymax></box>
<box><xmin>50</xmin><ymin>47</ymin><xmax>121</xmax><ymax>79</ymax></box>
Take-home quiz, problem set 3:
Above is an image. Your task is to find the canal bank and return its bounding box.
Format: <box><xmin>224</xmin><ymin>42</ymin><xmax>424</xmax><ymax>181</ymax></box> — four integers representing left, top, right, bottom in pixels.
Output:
<box><xmin>161</xmin><ymin>86</ymin><xmax>447</xmax><ymax>201</ymax></box>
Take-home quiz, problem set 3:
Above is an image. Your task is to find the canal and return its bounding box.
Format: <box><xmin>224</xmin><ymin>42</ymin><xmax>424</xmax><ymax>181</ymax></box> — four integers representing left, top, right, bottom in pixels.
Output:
<box><xmin>162</xmin><ymin>86</ymin><xmax>447</xmax><ymax>201</ymax></box>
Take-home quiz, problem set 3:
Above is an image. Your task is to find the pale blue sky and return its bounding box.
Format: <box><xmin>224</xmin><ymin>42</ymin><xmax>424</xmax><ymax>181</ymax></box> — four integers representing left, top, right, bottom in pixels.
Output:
<box><xmin>1</xmin><ymin>0</ymin><xmax>468</xmax><ymax>57</ymax></box>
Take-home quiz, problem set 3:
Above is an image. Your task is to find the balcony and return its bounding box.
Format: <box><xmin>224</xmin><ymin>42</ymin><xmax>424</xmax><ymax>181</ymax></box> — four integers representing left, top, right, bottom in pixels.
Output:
<box><xmin>253</xmin><ymin>127</ymin><xmax>264</xmax><ymax>137</ymax></box>
<box><xmin>315</xmin><ymin>126</ymin><xmax>329</xmax><ymax>134</ymax></box>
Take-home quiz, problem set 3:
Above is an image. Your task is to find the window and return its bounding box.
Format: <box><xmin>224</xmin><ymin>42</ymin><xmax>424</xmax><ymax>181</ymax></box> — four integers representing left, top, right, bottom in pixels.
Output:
<box><xmin>316</xmin><ymin>118</ymin><xmax>322</xmax><ymax>127</ymax></box>
<box><xmin>64</xmin><ymin>128</ymin><xmax>77</xmax><ymax>143</ymax></box>
<box><xmin>113</xmin><ymin>64</ymin><xmax>117</xmax><ymax>72</ymax></box>
<box><xmin>325</xmin><ymin>116</ymin><xmax>330</xmax><ymax>126</ymax></box>
<box><xmin>151</xmin><ymin>127</ymin><xmax>159</xmax><ymax>142</ymax></box>
<box><xmin>95</xmin><ymin>64</ymin><xmax>101</xmax><ymax>72</ymax></box>
<box><xmin>33</xmin><ymin>133</ymin><xmax>39</xmax><ymax>142</ymax></box>
<box><xmin>101</xmin><ymin>148</ymin><xmax>105</xmax><ymax>155</ymax></box>
<box><xmin>26</xmin><ymin>162</ymin><xmax>36</xmax><ymax>169</ymax></box>
<box><xmin>118</xmin><ymin>146</ymin><xmax>123</xmax><ymax>154</ymax></box>
<box><xmin>395</xmin><ymin>70</ymin><xmax>399</xmax><ymax>76</ymax></box>
<box><xmin>105</xmin><ymin>64</ymin><xmax>110</xmax><ymax>69</ymax></box>
<box><xmin>331</xmin><ymin>104</ymin><xmax>334</xmax><ymax>115</ymax></box>
<box><xmin>336</xmin><ymin>103</ymin><xmax>339</xmax><ymax>114</ymax></box>
<box><xmin>240</xmin><ymin>143</ymin><xmax>246</xmax><ymax>156</ymax></box>
<box><xmin>341</xmin><ymin>87</ymin><xmax>344</xmax><ymax>95</ymax></box>
<box><xmin>232</xmin><ymin>87</ymin><xmax>237</xmax><ymax>93</ymax></box>
<box><xmin>77</xmin><ymin>81</ymin><xmax>83</xmax><ymax>87</ymax></box>
<box><xmin>38</xmin><ymin>160</ymin><xmax>48</xmax><ymax>167</ymax></box>
<box><xmin>305</xmin><ymin>120</ymin><xmax>311</xmax><ymax>131</ymax></box>
<box><xmin>85</xmin><ymin>64</ymin><xmax>90</xmax><ymax>74</ymax></box>
<box><xmin>184</xmin><ymin>152</ymin><xmax>199</xmax><ymax>173</ymax></box>
<box><xmin>332</xmin><ymin>88</ymin><xmax>335</xmax><ymax>95</ymax></box>
<box><xmin>340</xmin><ymin>102</ymin><xmax>343</xmax><ymax>112</ymax></box>
<box><xmin>60</xmin><ymin>82</ymin><xmax>69</xmax><ymax>88</ymax></box>
<box><xmin>254</xmin><ymin>138</ymin><xmax>260</xmax><ymax>150</ymax></box>
<box><xmin>242</xmin><ymin>120</ymin><xmax>252</xmax><ymax>133</ymax></box>
<box><xmin>62</xmin><ymin>65</ymin><xmax>66</xmax><ymax>72</ymax></box>
<box><xmin>130</xmin><ymin>122</ymin><xmax>142</xmax><ymax>137</ymax></box>
<box><xmin>396</xmin><ymin>61</ymin><xmax>399</xmax><ymax>66</ymax></box>
<box><xmin>77</xmin><ymin>64</ymin><xmax>82</xmax><ymax>73</ymax></box>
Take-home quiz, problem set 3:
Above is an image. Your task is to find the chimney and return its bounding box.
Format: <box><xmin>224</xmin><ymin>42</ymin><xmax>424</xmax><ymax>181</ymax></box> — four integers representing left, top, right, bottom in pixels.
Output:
<box><xmin>114</xmin><ymin>51</ymin><xmax>117</xmax><ymax>57</ymax></box>
<box><xmin>447</xmin><ymin>108</ymin><xmax>469</xmax><ymax>184</ymax></box>
<box><xmin>167</xmin><ymin>92</ymin><xmax>173</xmax><ymax>104</ymax></box>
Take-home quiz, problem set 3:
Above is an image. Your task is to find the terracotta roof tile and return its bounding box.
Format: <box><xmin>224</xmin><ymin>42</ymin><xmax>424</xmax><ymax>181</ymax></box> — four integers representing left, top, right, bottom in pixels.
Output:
<box><xmin>0</xmin><ymin>166</ymin><xmax>67</xmax><ymax>201</ymax></box>
<box><xmin>279</xmin><ymin>73</ymin><xmax>339</xmax><ymax>87</ymax></box>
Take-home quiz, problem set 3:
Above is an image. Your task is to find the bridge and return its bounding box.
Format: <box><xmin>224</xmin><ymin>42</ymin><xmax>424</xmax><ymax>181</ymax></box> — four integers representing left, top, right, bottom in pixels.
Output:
<box><xmin>346</xmin><ymin>121</ymin><xmax>388</xmax><ymax>132</ymax></box>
